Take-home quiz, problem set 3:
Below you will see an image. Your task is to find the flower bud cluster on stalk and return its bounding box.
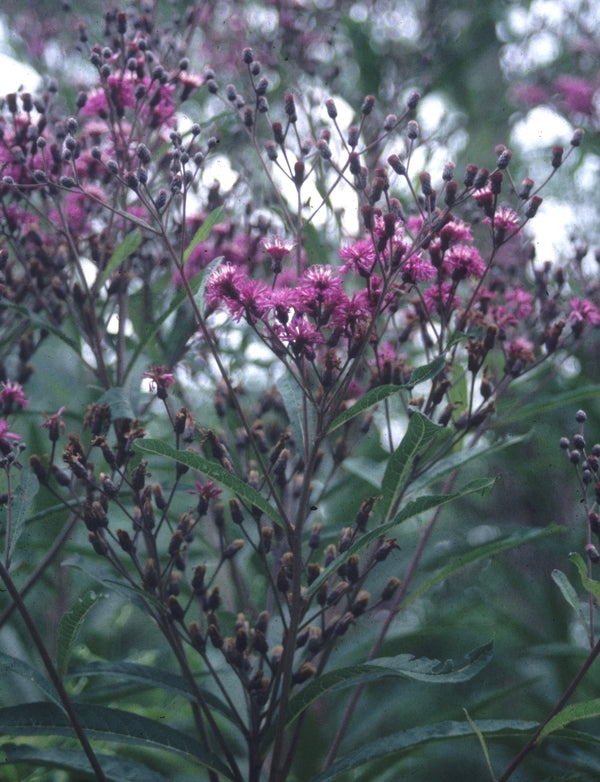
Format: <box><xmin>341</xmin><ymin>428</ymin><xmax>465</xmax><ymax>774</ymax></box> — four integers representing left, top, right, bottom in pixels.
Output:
<box><xmin>0</xmin><ymin>4</ymin><xmax>599</xmax><ymax>782</ymax></box>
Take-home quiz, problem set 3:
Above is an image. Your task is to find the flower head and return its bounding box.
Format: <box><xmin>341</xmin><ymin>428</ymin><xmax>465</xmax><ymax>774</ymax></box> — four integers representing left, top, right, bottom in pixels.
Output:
<box><xmin>0</xmin><ymin>418</ymin><xmax>20</xmax><ymax>454</ymax></box>
<box><xmin>40</xmin><ymin>406</ymin><xmax>66</xmax><ymax>443</ymax></box>
<box><xmin>0</xmin><ymin>380</ymin><xmax>29</xmax><ymax>414</ymax></box>
<box><xmin>143</xmin><ymin>366</ymin><xmax>176</xmax><ymax>399</ymax></box>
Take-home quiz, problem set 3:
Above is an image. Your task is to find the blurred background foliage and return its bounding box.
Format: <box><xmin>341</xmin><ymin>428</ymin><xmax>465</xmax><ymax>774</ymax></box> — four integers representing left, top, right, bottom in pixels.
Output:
<box><xmin>1</xmin><ymin>1</ymin><xmax>600</xmax><ymax>780</ymax></box>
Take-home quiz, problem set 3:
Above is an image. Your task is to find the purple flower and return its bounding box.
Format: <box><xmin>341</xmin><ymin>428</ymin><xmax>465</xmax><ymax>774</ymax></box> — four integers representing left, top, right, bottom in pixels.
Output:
<box><xmin>262</xmin><ymin>236</ymin><xmax>296</xmax><ymax>261</ymax></box>
<box><xmin>338</xmin><ymin>240</ymin><xmax>377</xmax><ymax>276</ymax></box>
<box><xmin>569</xmin><ymin>297</ymin><xmax>600</xmax><ymax>336</ymax></box>
<box><xmin>143</xmin><ymin>366</ymin><xmax>176</xmax><ymax>399</ymax></box>
<box><xmin>401</xmin><ymin>253</ymin><xmax>436</xmax><ymax>284</ymax></box>
<box><xmin>0</xmin><ymin>380</ymin><xmax>29</xmax><ymax>414</ymax></box>
<box><xmin>40</xmin><ymin>406</ymin><xmax>66</xmax><ymax>442</ymax></box>
<box><xmin>443</xmin><ymin>245</ymin><xmax>486</xmax><ymax>280</ymax></box>
<box><xmin>0</xmin><ymin>419</ymin><xmax>20</xmax><ymax>454</ymax></box>
<box><xmin>555</xmin><ymin>75</ymin><xmax>597</xmax><ymax>116</ymax></box>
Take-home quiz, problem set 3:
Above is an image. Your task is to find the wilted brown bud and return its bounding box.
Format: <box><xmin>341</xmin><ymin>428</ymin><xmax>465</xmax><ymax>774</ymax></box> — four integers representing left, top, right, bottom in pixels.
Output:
<box><xmin>335</xmin><ymin>611</ymin><xmax>355</xmax><ymax>635</ymax></box>
<box><xmin>292</xmin><ymin>662</ymin><xmax>317</xmax><ymax>685</ymax></box>
<box><xmin>376</xmin><ymin>538</ymin><xmax>400</xmax><ymax>562</ymax></box>
<box><xmin>381</xmin><ymin>576</ymin><xmax>402</xmax><ymax>601</ymax></box>
<box><xmin>168</xmin><ymin>595</ymin><xmax>185</xmax><ymax>623</ymax></box>
<box><xmin>355</xmin><ymin>497</ymin><xmax>377</xmax><ymax>532</ymax></box>
<box><xmin>327</xmin><ymin>581</ymin><xmax>350</xmax><ymax>606</ymax></box>
<box><xmin>307</xmin><ymin>562</ymin><xmax>322</xmax><ymax>585</ymax></box>
<box><xmin>143</xmin><ymin>559</ymin><xmax>159</xmax><ymax>591</ymax></box>
<box><xmin>29</xmin><ymin>455</ymin><xmax>48</xmax><ymax>483</ymax></box>
<box><xmin>346</xmin><ymin>554</ymin><xmax>360</xmax><ymax>584</ymax></box>
<box><xmin>270</xmin><ymin>644</ymin><xmax>283</xmax><ymax>670</ymax></box>
<box><xmin>117</xmin><ymin>528</ymin><xmax>135</xmax><ymax>555</ymax></box>
<box><xmin>351</xmin><ymin>590</ymin><xmax>370</xmax><ymax>616</ymax></box>
<box><xmin>223</xmin><ymin>539</ymin><xmax>244</xmax><ymax>560</ymax></box>
<box><xmin>189</xmin><ymin>622</ymin><xmax>205</xmax><ymax>652</ymax></box>
<box><xmin>338</xmin><ymin>527</ymin><xmax>354</xmax><ymax>553</ymax></box>
<box><xmin>192</xmin><ymin>564</ymin><xmax>207</xmax><ymax>595</ymax></box>
<box><xmin>88</xmin><ymin>531</ymin><xmax>108</xmax><ymax>556</ymax></box>
<box><xmin>229</xmin><ymin>498</ymin><xmax>244</xmax><ymax>525</ymax></box>
<box><xmin>208</xmin><ymin>624</ymin><xmax>223</xmax><ymax>649</ymax></box>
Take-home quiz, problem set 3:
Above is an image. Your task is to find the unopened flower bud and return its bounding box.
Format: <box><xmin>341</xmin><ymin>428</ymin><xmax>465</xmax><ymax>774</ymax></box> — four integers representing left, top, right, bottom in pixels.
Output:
<box><xmin>525</xmin><ymin>195</ymin><xmax>543</xmax><ymax>219</ymax></box>
<box><xmin>406</xmin><ymin>120</ymin><xmax>419</xmax><ymax>139</ymax></box>
<box><xmin>292</xmin><ymin>662</ymin><xmax>316</xmax><ymax>685</ymax></box>
<box><xmin>223</xmin><ymin>539</ymin><xmax>244</xmax><ymax>559</ymax></box>
<box><xmin>586</xmin><ymin>544</ymin><xmax>600</xmax><ymax>563</ymax></box>
<box><xmin>571</xmin><ymin>128</ymin><xmax>585</xmax><ymax>147</ymax></box>
<box><xmin>551</xmin><ymin>145</ymin><xmax>564</xmax><ymax>169</ymax></box>
<box><xmin>361</xmin><ymin>95</ymin><xmax>375</xmax><ymax>115</ymax></box>
<box><xmin>381</xmin><ymin>576</ymin><xmax>401</xmax><ymax>601</ymax></box>
<box><xmin>406</xmin><ymin>90</ymin><xmax>420</xmax><ymax>110</ymax></box>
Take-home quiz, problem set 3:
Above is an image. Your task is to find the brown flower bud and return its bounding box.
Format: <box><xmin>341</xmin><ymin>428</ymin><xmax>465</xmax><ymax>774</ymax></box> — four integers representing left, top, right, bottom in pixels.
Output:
<box><xmin>292</xmin><ymin>662</ymin><xmax>317</xmax><ymax>685</ymax></box>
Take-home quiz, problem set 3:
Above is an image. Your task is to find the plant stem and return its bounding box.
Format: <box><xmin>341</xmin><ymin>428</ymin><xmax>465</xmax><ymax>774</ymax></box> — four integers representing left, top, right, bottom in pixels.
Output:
<box><xmin>0</xmin><ymin>559</ymin><xmax>108</xmax><ymax>782</ymax></box>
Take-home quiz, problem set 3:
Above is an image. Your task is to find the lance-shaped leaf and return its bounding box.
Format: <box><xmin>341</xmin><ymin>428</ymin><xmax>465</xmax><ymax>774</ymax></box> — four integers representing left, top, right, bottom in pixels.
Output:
<box><xmin>5</xmin><ymin>465</ymin><xmax>38</xmax><ymax>569</ymax></box>
<box><xmin>56</xmin><ymin>589</ymin><xmax>107</xmax><ymax>677</ymax></box>
<box><xmin>183</xmin><ymin>205</ymin><xmax>225</xmax><ymax>263</ymax></box>
<box><xmin>309</xmin><ymin>719</ymin><xmax>539</xmax><ymax>782</ymax></box>
<box><xmin>537</xmin><ymin>698</ymin><xmax>600</xmax><ymax>742</ymax></box>
<box><xmin>262</xmin><ymin>642</ymin><xmax>493</xmax><ymax>749</ymax></box>
<box><xmin>306</xmin><ymin>475</ymin><xmax>495</xmax><ymax>598</ymax></box>
<box><xmin>380</xmin><ymin>411</ymin><xmax>443</xmax><ymax>523</ymax></box>
<box><xmin>278</xmin><ymin>369</ymin><xmax>316</xmax><ymax>458</ymax></box>
<box><xmin>0</xmin><ymin>652</ymin><xmax>63</xmax><ymax>709</ymax></box>
<box><xmin>0</xmin><ymin>702</ymin><xmax>234</xmax><ymax>779</ymax></box>
<box><xmin>552</xmin><ymin>568</ymin><xmax>589</xmax><ymax>632</ymax></box>
<box><xmin>0</xmin><ymin>744</ymin><xmax>170</xmax><ymax>782</ymax></box>
<box><xmin>95</xmin><ymin>228</ymin><xmax>142</xmax><ymax>292</ymax></box>
<box><xmin>569</xmin><ymin>552</ymin><xmax>600</xmax><ymax>604</ymax></box>
<box><xmin>137</xmin><ymin>439</ymin><xmax>286</xmax><ymax>529</ymax></box>
<box><xmin>67</xmin><ymin>661</ymin><xmax>237</xmax><ymax>726</ymax></box>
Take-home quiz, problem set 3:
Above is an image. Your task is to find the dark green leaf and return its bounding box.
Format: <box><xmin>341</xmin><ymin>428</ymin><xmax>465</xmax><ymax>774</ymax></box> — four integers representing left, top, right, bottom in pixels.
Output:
<box><xmin>0</xmin><ymin>702</ymin><xmax>234</xmax><ymax>779</ymax></box>
<box><xmin>278</xmin><ymin>370</ymin><xmax>315</xmax><ymax>456</ymax></box>
<box><xmin>309</xmin><ymin>719</ymin><xmax>538</xmax><ymax>782</ymax></box>
<box><xmin>137</xmin><ymin>439</ymin><xmax>286</xmax><ymax>529</ymax></box>
<box><xmin>306</xmin><ymin>476</ymin><xmax>495</xmax><ymax>597</ymax></box>
<box><xmin>380</xmin><ymin>411</ymin><xmax>445</xmax><ymax>523</ymax></box>
<box><xmin>96</xmin><ymin>229</ymin><xmax>142</xmax><ymax>291</ymax></box>
<box><xmin>57</xmin><ymin>589</ymin><xmax>107</xmax><ymax>678</ymax></box>
<box><xmin>5</xmin><ymin>466</ymin><xmax>38</xmax><ymax>568</ymax></box>
<box><xmin>263</xmin><ymin>642</ymin><xmax>493</xmax><ymax>749</ymax></box>
<box><xmin>552</xmin><ymin>568</ymin><xmax>589</xmax><ymax>631</ymax></box>
<box><xmin>67</xmin><ymin>661</ymin><xmax>237</xmax><ymax>725</ymax></box>
<box><xmin>0</xmin><ymin>744</ymin><xmax>170</xmax><ymax>782</ymax></box>
<box><xmin>538</xmin><ymin>698</ymin><xmax>600</xmax><ymax>742</ymax></box>
<box><xmin>569</xmin><ymin>552</ymin><xmax>600</xmax><ymax>603</ymax></box>
<box><xmin>404</xmin><ymin>525</ymin><xmax>565</xmax><ymax>608</ymax></box>
<box><xmin>183</xmin><ymin>206</ymin><xmax>225</xmax><ymax>263</ymax></box>
<box><xmin>0</xmin><ymin>652</ymin><xmax>62</xmax><ymax>709</ymax></box>
<box><xmin>95</xmin><ymin>387</ymin><xmax>135</xmax><ymax>420</ymax></box>
<box><xmin>327</xmin><ymin>385</ymin><xmax>403</xmax><ymax>434</ymax></box>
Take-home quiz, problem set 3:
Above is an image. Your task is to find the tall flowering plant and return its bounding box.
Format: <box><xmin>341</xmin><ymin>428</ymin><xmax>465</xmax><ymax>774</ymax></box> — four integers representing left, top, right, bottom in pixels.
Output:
<box><xmin>1</xmin><ymin>5</ymin><xmax>600</xmax><ymax>781</ymax></box>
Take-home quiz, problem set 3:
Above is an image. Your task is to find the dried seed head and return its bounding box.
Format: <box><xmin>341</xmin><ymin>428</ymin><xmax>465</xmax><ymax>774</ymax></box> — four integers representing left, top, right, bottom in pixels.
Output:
<box><xmin>381</xmin><ymin>576</ymin><xmax>401</xmax><ymax>601</ymax></box>
<box><xmin>292</xmin><ymin>662</ymin><xmax>316</xmax><ymax>685</ymax></box>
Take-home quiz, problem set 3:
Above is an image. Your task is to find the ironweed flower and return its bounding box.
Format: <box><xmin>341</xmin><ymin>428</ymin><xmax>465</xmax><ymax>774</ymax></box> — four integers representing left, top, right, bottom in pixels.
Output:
<box><xmin>143</xmin><ymin>366</ymin><xmax>175</xmax><ymax>399</ymax></box>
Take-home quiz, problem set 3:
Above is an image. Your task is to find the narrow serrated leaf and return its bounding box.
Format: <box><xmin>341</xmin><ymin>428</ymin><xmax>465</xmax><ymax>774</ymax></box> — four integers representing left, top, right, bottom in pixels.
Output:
<box><xmin>380</xmin><ymin>411</ymin><xmax>443</xmax><ymax>523</ymax></box>
<box><xmin>404</xmin><ymin>525</ymin><xmax>565</xmax><ymax>608</ymax></box>
<box><xmin>96</xmin><ymin>229</ymin><xmax>142</xmax><ymax>291</ymax></box>
<box><xmin>67</xmin><ymin>661</ymin><xmax>237</xmax><ymax>725</ymax></box>
<box><xmin>262</xmin><ymin>643</ymin><xmax>493</xmax><ymax>750</ymax></box>
<box><xmin>0</xmin><ymin>744</ymin><xmax>170</xmax><ymax>782</ymax></box>
<box><xmin>307</xmin><ymin>476</ymin><xmax>495</xmax><ymax>598</ymax></box>
<box><xmin>0</xmin><ymin>652</ymin><xmax>63</xmax><ymax>709</ymax></box>
<box><xmin>57</xmin><ymin>589</ymin><xmax>106</xmax><ymax>677</ymax></box>
<box><xmin>183</xmin><ymin>206</ymin><xmax>225</xmax><ymax>263</ymax></box>
<box><xmin>278</xmin><ymin>370</ymin><xmax>315</xmax><ymax>455</ymax></box>
<box><xmin>552</xmin><ymin>568</ymin><xmax>589</xmax><ymax>630</ymax></box>
<box><xmin>0</xmin><ymin>702</ymin><xmax>234</xmax><ymax>779</ymax></box>
<box><xmin>137</xmin><ymin>439</ymin><xmax>286</xmax><ymax>529</ymax></box>
<box><xmin>569</xmin><ymin>552</ymin><xmax>600</xmax><ymax>604</ymax></box>
<box><xmin>309</xmin><ymin>719</ymin><xmax>538</xmax><ymax>782</ymax></box>
<box><xmin>95</xmin><ymin>387</ymin><xmax>135</xmax><ymax>420</ymax></box>
<box><xmin>537</xmin><ymin>698</ymin><xmax>600</xmax><ymax>742</ymax></box>
<box><xmin>5</xmin><ymin>466</ymin><xmax>38</xmax><ymax>567</ymax></box>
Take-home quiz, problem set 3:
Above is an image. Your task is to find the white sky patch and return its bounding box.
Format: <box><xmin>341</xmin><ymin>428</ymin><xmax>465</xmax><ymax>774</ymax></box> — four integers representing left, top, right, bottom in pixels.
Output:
<box><xmin>0</xmin><ymin>51</ymin><xmax>40</xmax><ymax>92</ymax></box>
<box><xmin>510</xmin><ymin>106</ymin><xmax>573</xmax><ymax>149</ymax></box>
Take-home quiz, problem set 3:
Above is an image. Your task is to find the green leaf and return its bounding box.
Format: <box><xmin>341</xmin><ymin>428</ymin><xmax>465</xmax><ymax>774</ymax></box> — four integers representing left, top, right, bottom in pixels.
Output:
<box><xmin>56</xmin><ymin>589</ymin><xmax>107</xmax><ymax>678</ymax></box>
<box><xmin>96</xmin><ymin>229</ymin><xmax>142</xmax><ymax>291</ymax></box>
<box><xmin>303</xmin><ymin>221</ymin><xmax>331</xmax><ymax>267</ymax></box>
<box><xmin>404</xmin><ymin>525</ymin><xmax>565</xmax><ymax>609</ymax></box>
<box><xmin>0</xmin><ymin>702</ymin><xmax>234</xmax><ymax>779</ymax></box>
<box><xmin>537</xmin><ymin>698</ymin><xmax>600</xmax><ymax>743</ymax></box>
<box><xmin>569</xmin><ymin>552</ymin><xmax>600</xmax><ymax>604</ymax></box>
<box><xmin>0</xmin><ymin>652</ymin><xmax>63</xmax><ymax>709</ymax></box>
<box><xmin>4</xmin><ymin>466</ymin><xmax>38</xmax><ymax>568</ymax></box>
<box><xmin>552</xmin><ymin>568</ymin><xmax>589</xmax><ymax>631</ymax></box>
<box><xmin>62</xmin><ymin>555</ymin><xmax>165</xmax><ymax>617</ymax></box>
<box><xmin>278</xmin><ymin>370</ymin><xmax>315</xmax><ymax>456</ymax></box>
<box><xmin>95</xmin><ymin>387</ymin><xmax>135</xmax><ymax>420</ymax></box>
<box><xmin>183</xmin><ymin>206</ymin><xmax>225</xmax><ymax>263</ymax></box>
<box><xmin>263</xmin><ymin>643</ymin><xmax>493</xmax><ymax>751</ymax></box>
<box><xmin>380</xmin><ymin>411</ymin><xmax>445</xmax><ymax>523</ymax></box>
<box><xmin>497</xmin><ymin>385</ymin><xmax>600</xmax><ymax>427</ymax></box>
<box><xmin>309</xmin><ymin>719</ymin><xmax>538</xmax><ymax>782</ymax></box>
<box><xmin>307</xmin><ymin>476</ymin><xmax>495</xmax><ymax>598</ymax></box>
<box><xmin>326</xmin><ymin>345</ymin><xmax>465</xmax><ymax>434</ymax></box>
<box><xmin>463</xmin><ymin>708</ymin><xmax>495</xmax><ymax>779</ymax></box>
<box><xmin>137</xmin><ymin>439</ymin><xmax>286</xmax><ymax>529</ymax></box>
<box><xmin>0</xmin><ymin>744</ymin><xmax>170</xmax><ymax>782</ymax></box>
<box><xmin>67</xmin><ymin>661</ymin><xmax>237</xmax><ymax>725</ymax></box>
<box><xmin>327</xmin><ymin>385</ymin><xmax>403</xmax><ymax>434</ymax></box>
